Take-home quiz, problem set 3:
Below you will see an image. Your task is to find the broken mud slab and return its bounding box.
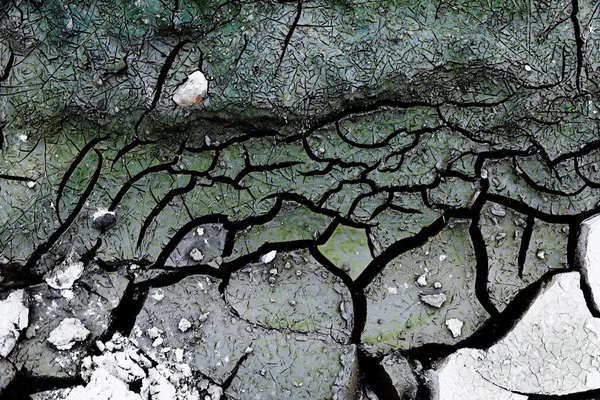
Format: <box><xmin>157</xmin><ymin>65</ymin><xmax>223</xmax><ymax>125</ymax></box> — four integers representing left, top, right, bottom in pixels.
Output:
<box><xmin>428</xmin><ymin>272</ymin><xmax>600</xmax><ymax>398</ymax></box>
<box><xmin>132</xmin><ymin>273</ymin><xmax>356</xmax><ymax>398</ymax></box>
<box><xmin>9</xmin><ymin>266</ymin><xmax>128</xmax><ymax>380</ymax></box>
<box><xmin>362</xmin><ymin>221</ymin><xmax>488</xmax><ymax>352</ymax></box>
<box><xmin>225</xmin><ymin>249</ymin><xmax>352</xmax><ymax>340</ymax></box>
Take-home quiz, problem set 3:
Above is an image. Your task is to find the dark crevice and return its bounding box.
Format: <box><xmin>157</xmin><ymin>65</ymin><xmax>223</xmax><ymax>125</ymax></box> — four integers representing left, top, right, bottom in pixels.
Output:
<box><xmin>274</xmin><ymin>0</ymin><xmax>302</xmax><ymax>78</ymax></box>
<box><xmin>309</xmin><ymin>247</ymin><xmax>366</xmax><ymax>344</ymax></box>
<box><xmin>24</xmin><ymin>150</ymin><xmax>103</xmax><ymax>271</ymax></box>
<box><xmin>357</xmin><ymin>351</ymin><xmax>401</xmax><ymax>400</ymax></box>
<box><xmin>518</xmin><ymin>215</ymin><xmax>535</xmax><ymax>278</ymax></box>
<box><xmin>570</xmin><ymin>0</ymin><xmax>585</xmax><ymax>93</ymax></box>
<box><xmin>354</xmin><ymin>215</ymin><xmax>447</xmax><ymax>290</ymax></box>
<box><xmin>100</xmin><ymin>281</ymin><xmax>148</xmax><ymax>341</ymax></box>
<box><xmin>2</xmin><ymin>370</ymin><xmax>84</xmax><ymax>399</ymax></box>
<box><xmin>55</xmin><ymin>136</ymin><xmax>107</xmax><ymax>224</ymax></box>
<box><xmin>529</xmin><ymin>388</ymin><xmax>600</xmax><ymax>399</ymax></box>
<box><xmin>220</xmin><ymin>351</ymin><xmax>251</xmax><ymax>392</ymax></box>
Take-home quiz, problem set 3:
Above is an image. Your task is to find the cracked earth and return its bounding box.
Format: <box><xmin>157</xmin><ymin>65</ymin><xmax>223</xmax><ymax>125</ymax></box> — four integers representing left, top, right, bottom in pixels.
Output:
<box><xmin>2</xmin><ymin>0</ymin><xmax>600</xmax><ymax>399</ymax></box>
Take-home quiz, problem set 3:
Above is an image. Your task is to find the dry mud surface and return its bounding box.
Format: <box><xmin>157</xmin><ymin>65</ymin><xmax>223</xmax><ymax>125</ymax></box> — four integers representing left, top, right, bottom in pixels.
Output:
<box><xmin>2</xmin><ymin>1</ymin><xmax>600</xmax><ymax>399</ymax></box>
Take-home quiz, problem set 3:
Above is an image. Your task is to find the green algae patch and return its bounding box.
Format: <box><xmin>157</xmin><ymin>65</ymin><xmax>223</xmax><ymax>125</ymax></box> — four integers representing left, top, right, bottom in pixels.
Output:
<box><xmin>318</xmin><ymin>224</ymin><xmax>372</xmax><ymax>280</ymax></box>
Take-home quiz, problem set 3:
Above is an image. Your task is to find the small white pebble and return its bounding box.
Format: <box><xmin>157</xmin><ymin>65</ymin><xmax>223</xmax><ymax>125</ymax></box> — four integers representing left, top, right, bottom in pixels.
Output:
<box><xmin>416</xmin><ymin>274</ymin><xmax>427</xmax><ymax>287</ymax></box>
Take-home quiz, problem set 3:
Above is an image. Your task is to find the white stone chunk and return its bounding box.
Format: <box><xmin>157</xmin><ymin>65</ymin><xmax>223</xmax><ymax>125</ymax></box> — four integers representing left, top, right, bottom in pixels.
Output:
<box><xmin>445</xmin><ymin>319</ymin><xmax>463</xmax><ymax>338</ymax></box>
<box><xmin>420</xmin><ymin>293</ymin><xmax>447</xmax><ymax>308</ymax></box>
<box><xmin>260</xmin><ymin>250</ymin><xmax>277</xmax><ymax>264</ymax></box>
<box><xmin>173</xmin><ymin>71</ymin><xmax>208</xmax><ymax>107</ymax></box>
<box><xmin>178</xmin><ymin>318</ymin><xmax>192</xmax><ymax>333</ymax></box>
<box><xmin>0</xmin><ymin>289</ymin><xmax>29</xmax><ymax>357</ymax></box>
<box><xmin>65</xmin><ymin>368</ymin><xmax>141</xmax><ymax>400</ymax></box>
<box><xmin>48</xmin><ymin>318</ymin><xmax>90</xmax><ymax>350</ymax></box>
<box><xmin>44</xmin><ymin>254</ymin><xmax>84</xmax><ymax>290</ymax></box>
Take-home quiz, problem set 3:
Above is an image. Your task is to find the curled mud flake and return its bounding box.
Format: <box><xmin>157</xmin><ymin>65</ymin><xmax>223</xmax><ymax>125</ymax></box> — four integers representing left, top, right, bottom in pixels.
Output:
<box><xmin>173</xmin><ymin>71</ymin><xmax>208</xmax><ymax>107</ymax></box>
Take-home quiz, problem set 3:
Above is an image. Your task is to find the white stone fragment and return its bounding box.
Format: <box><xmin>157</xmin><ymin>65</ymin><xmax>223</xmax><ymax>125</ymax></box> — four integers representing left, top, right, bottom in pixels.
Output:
<box><xmin>536</xmin><ymin>250</ymin><xmax>545</xmax><ymax>260</ymax></box>
<box><xmin>93</xmin><ymin>208</ymin><xmax>115</xmax><ymax>221</ymax></box>
<box><xmin>445</xmin><ymin>319</ymin><xmax>463</xmax><ymax>338</ymax></box>
<box><xmin>260</xmin><ymin>250</ymin><xmax>277</xmax><ymax>264</ymax></box>
<box><xmin>189</xmin><ymin>248</ymin><xmax>204</xmax><ymax>261</ymax></box>
<box><xmin>65</xmin><ymin>368</ymin><xmax>141</xmax><ymax>400</ymax></box>
<box><xmin>173</xmin><ymin>71</ymin><xmax>208</xmax><ymax>107</ymax></box>
<box><xmin>269</xmin><ymin>268</ymin><xmax>278</xmax><ymax>276</ymax></box>
<box><xmin>178</xmin><ymin>318</ymin><xmax>192</xmax><ymax>333</ymax></box>
<box><xmin>439</xmin><ymin>254</ymin><xmax>447</xmax><ymax>261</ymax></box>
<box><xmin>26</xmin><ymin>180</ymin><xmax>36</xmax><ymax>188</ymax></box>
<box><xmin>196</xmin><ymin>227</ymin><xmax>205</xmax><ymax>236</ymax></box>
<box><xmin>48</xmin><ymin>318</ymin><xmax>90</xmax><ymax>350</ymax></box>
<box><xmin>387</xmin><ymin>286</ymin><xmax>398</xmax><ymax>295</ymax></box>
<box><xmin>147</xmin><ymin>327</ymin><xmax>163</xmax><ymax>339</ymax></box>
<box><xmin>150</xmin><ymin>289</ymin><xmax>165</xmax><ymax>302</ymax></box>
<box><xmin>416</xmin><ymin>274</ymin><xmax>428</xmax><ymax>286</ymax></box>
<box><xmin>44</xmin><ymin>254</ymin><xmax>84</xmax><ymax>290</ymax></box>
<box><xmin>433</xmin><ymin>282</ymin><xmax>442</xmax><ymax>289</ymax></box>
<box><xmin>175</xmin><ymin>348</ymin><xmax>184</xmax><ymax>363</ymax></box>
<box><xmin>420</xmin><ymin>293</ymin><xmax>447</xmax><ymax>308</ymax></box>
<box><xmin>525</xmin><ymin>64</ymin><xmax>532</xmax><ymax>71</ymax></box>
<box><xmin>0</xmin><ymin>289</ymin><xmax>29</xmax><ymax>357</ymax></box>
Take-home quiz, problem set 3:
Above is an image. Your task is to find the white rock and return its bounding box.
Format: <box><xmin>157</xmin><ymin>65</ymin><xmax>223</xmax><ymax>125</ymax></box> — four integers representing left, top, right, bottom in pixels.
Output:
<box><xmin>433</xmin><ymin>282</ymin><xmax>442</xmax><ymax>289</ymax></box>
<box><xmin>26</xmin><ymin>181</ymin><xmax>36</xmax><ymax>188</ymax></box>
<box><xmin>524</xmin><ymin>64</ymin><xmax>532</xmax><ymax>71</ymax></box>
<box><xmin>260</xmin><ymin>250</ymin><xmax>277</xmax><ymax>264</ymax></box>
<box><xmin>0</xmin><ymin>289</ymin><xmax>29</xmax><ymax>357</ymax></box>
<box><xmin>150</xmin><ymin>289</ymin><xmax>165</xmax><ymax>302</ymax></box>
<box><xmin>48</xmin><ymin>318</ymin><xmax>90</xmax><ymax>350</ymax></box>
<box><xmin>416</xmin><ymin>274</ymin><xmax>428</xmax><ymax>286</ymax></box>
<box><xmin>147</xmin><ymin>327</ymin><xmax>163</xmax><ymax>339</ymax></box>
<box><xmin>44</xmin><ymin>254</ymin><xmax>84</xmax><ymax>290</ymax></box>
<box><xmin>420</xmin><ymin>293</ymin><xmax>447</xmax><ymax>308</ymax></box>
<box><xmin>175</xmin><ymin>348</ymin><xmax>184</xmax><ymax>363</ymax></box>
<box><xmin>65</xmin><ymin>368</ymin><xmax>141</xmax><ymax>400</ymax></box>
<box><xmin>445</xmin><ymin>319</ymin><xmax>464</xmax><ymax>338</ymax></box>
<box><xmin>178</xmin><ymin>318</ymin><xmax>192</xmax><ymax>333</ymax></box>
<box><xmin>189</xmin><ymin>248</ymin><xmax>204</xmax><ymax>262</ymax></box>
<box><xmin>439</xmin><ymin>254</ymin><xmax>447</xmax><ymax>261</ymax></box>
<box><xmin>387</xmin><ymin>286</ymin><xmax>398</xmax><ymax>295</ymax></box>
<box><xmin>173</xmin><ymin>71</ymin><xmax>208</xmax><ymax>107</ymax></box>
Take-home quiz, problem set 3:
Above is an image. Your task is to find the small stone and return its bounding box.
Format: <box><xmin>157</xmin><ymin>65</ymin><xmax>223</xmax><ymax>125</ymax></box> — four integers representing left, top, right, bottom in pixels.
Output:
<box><xmin>480</xmin><ymin>169</ymin><xmax>488</xmax><ymax>179</ymax></box>
<box><xmin>92</xmin><ymin>209</ymin><xmax>116</xmax><ymax>230</ymax></box>
<box><xmin>150</xmin><ymin>290</ymin><xmax>165</xmax><ymax>302</ymax></box>
<box><xmin>445</xmin><ymin>318</ymin><xmax>464</xmax><ymax>337</ymax></box>
<box><xmin>439</xmin><ymin>254</ymin><xmax>447</xmax><ymax>261</ymax></box>
<box><xmin>26</xmin><ymin>181</ymin><xmax>36</xmax><ymax>188</ymax></box>
<box><xmin>189</xmin><ymin>248</ymin><xmax>204</xmax><ymax>262</ymax></box>
<box><xmin>198</xmin><ymin>312</ymin><xmax>210</xmax><ymax>323</ymax></box>
<box><xmin>260</xmin><ymin>250</ymin><xmax>277</xmax><ymax>263</ymax></box>
<box><xmin>524</xmin><ymin>64</ymin><xmax>532</xmax><ymax>71</ymax></box>
<box><xmin>196</xmin><ymin>227</ymin><xmax>205</xmax><ymax>236</ymax></box>
<box><xmin>387</xmin><ymin>286</ymin><xmax>398</xmax><ymax>295</ymax></box>
<box><xmin>416</xmin><ymin>274</ymin><xmax>427</xmax><ymax>286</ymax></box>
<box><xmin>0</xmin><ymin>289</ymin><xmax>29</xmax><ymax>357</ymax></box>
<box><xmin>296</xmin><ymin>270</ymin><xmax>302</xmax><ymax>277</ymax></box>
<box><xmin>434</xmin><ymin>282</ymin><xmax>442</xmax><ymax>289</ymax></box>
<box><xmin>96</xmin><ymin>341</ymin><xmax>105</xmax><ymax>352</ymax></box>
<box><xmin>284</xmin><ymin>262</ymin><xmax>292</xmax><ymax>269</ymax></box>
<box><xmin>269</xmin><ymin>268</ymin><xmax>278</xmax><ymax>276</ymax></box>
<box><xmin>537</xmin><ymin>250</ymin><xmax>545</xmax><ymax>259</ymax></box>
<box><xmin>268</xmin><ymin>276</ymin><xmax>276</xmax><ymax>285</ymax></box>
<box><xmin>147</xmin><ymin>327</ymin><xmax>163</xmax><ymax>339</ymax></box>
<box><xmin>178</xmin><ymin>318</ymin><xmax>192</xmax><ymax>333</ymax></box>
<box><xmin>420</xmin><ymin>293</ymin><xmax>447</xmax><ymax>308</ymax></box>
<box><xmin>152</xmin><ymin>337</ymin><xmax>163</xmax><ymax>347</ymax></box>
<box><xmin>205</xmin><ymin>135</ymin><xmax>211</xmax><ymax>146</ymax></box>
<box><xmin>173</xmin><ymin>70</ymin><xmax>208</xmax><ymax>107</ymax></box>
<box><xmin>245</xmin><ymin>346</ymin><xmax>253</xmax><ymax>354</ymax></box>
